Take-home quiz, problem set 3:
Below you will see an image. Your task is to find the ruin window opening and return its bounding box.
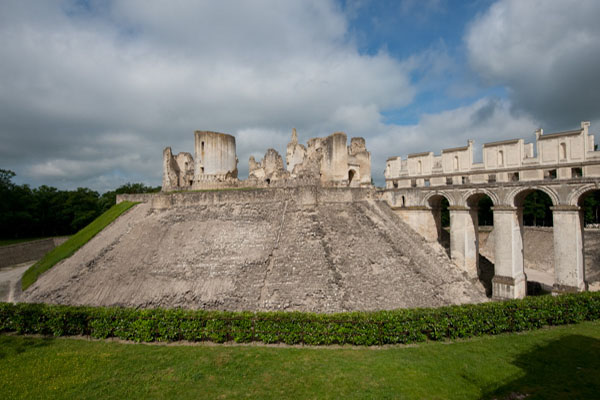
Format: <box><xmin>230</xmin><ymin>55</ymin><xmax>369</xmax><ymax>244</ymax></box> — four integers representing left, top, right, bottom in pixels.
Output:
<box><xmin>488</xmin><ymin>174</ymin><xmax>496</xmax><ymax>183</ymax></box>
<box><xmin>560</xmin><ymin>142</ymin><xmax>567</xmax><ymax>160</ymax></box>
<box><xmin>411</xmin><ymin>179</ymin><xmax>417</xmax><ymax>188</ymax></box>
<box><xmin>401</xmin><ymin>196</ymin><xmax>406</xmax><ymax>207</ymax></box>
<box><xmin>544</xmin><ymin>169</ymin><xmax>557</xmax><ymax>180</ymax></box>
<box><xmin>510</xmin><ymin>172</ymin><xmax>520</xmax><ymax>182</ymax></box>
<box><xmin>265</xmin><ymin>178</ymin><xmax>271</xmax><ymax>185</ymax></box>
<box><xmin>571</xmin><ymin>167</ymin><xmax>582</xmax><ymax>178</ymax></box>
<box><xmin>446</xmin><ymin>177</ymin><xmax>452</xmax><ymax>185</ymax></box>
<box><xmin>461</xmin><ymin>176</ymin><xmax>469</xmax><ymax>184</ymax></box>
<box><xmin>348</xmin><ymin>169</ymin><xmax>355</xmax><ymax>184</ymax></box>
<box><xmin>393</xmin><ymin>181</ymin><xmax>398</xmax><ymax>189</ymax></box>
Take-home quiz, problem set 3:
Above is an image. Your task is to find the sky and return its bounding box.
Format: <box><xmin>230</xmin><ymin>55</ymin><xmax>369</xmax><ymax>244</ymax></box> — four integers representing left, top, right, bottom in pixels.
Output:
<box><xmin>1</xmin><ymin>0</ymin><xmax>600</xmax><ymax>191</ymax></box>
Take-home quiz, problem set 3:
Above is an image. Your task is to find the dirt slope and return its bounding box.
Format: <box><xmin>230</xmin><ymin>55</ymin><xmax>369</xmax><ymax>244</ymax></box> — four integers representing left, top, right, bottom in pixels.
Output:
<box><xmin>22</xmin><ymin>198</ymin><xmax>487</xmax><ymax>312</ymax></box>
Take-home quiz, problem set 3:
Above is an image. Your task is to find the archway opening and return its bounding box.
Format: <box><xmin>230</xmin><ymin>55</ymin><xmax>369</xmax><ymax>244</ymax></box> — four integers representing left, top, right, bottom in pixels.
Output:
<box><xmin>466</xmin><ymin>193</ymin><xmax>495</xmax><ymax>297</ymax></box>
<box><xmin>427</xmin><ymin>195</ymin><xmax>450</xmax><ymax>252</ymax></box>
<box><xmin>514</xmin><ymin>189</ymin><xmax>555</xmax><ymax>295</ymax></box>
<box><xmin>578</xmin><ymin>189</ymin><xmax>600</xmax><ymax>288</ymax></box>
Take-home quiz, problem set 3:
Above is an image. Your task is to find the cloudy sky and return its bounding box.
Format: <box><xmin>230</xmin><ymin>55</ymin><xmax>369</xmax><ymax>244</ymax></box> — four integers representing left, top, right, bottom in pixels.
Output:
<box><xmin>1</xmin><ymin>0</ymin><xmax>599</xmax><ymax>191</ymax></box>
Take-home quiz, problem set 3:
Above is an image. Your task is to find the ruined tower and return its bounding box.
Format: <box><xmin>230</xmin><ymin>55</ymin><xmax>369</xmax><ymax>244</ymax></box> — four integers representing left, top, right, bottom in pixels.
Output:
<box><xmin>193</xmin><ymin>131</ymin><xmax>238</xmax><ymax>180</ymax></box>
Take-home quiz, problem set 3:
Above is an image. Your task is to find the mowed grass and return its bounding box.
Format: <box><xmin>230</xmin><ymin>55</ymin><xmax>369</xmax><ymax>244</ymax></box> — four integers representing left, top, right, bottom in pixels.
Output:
<box><xmin>0</xmin><ymin>320</ymin><xmax>598</xmax><ymax>400</ymax></box>
<box><xmin>21</xmin><ymin>201</ymin><xmax>138</xmax><ymax>291</ymax></box>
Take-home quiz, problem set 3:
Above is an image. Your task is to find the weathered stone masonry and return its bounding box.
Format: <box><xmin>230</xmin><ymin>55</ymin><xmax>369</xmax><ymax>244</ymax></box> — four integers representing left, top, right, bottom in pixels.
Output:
<box><xmin>383</xmin><ymin>121</ymin><xmax>600</xmax><ymax>300</ymax></box>
<box><xmin>163</xmin><ymin>129</ymin><xmax>372</xmax><ymax>190</ymax></box>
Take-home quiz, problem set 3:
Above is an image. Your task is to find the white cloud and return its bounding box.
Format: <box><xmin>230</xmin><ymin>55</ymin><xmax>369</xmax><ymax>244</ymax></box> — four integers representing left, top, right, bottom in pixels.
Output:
<box><xmin>366</xmin><ymin>97</ymin><xmax>539</xmax><ymax>180</ymax></box>
<box><xmin>466</xmin><ymin>0</ymin><xmax>600</xmax><ymax>128</ymax></box>
<box><xmin>0</xmin><ymin>0</ymin><xmax>417</xmax><ymax>190</ymax></box>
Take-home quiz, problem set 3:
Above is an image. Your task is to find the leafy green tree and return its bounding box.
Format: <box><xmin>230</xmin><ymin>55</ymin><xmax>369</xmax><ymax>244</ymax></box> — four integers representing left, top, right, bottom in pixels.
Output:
<box><xmin>522</xmin><ymin>191</ymin><xmax>553</xmax><ymax>226</ymax></box>
<box><xmin>582</xmin><ymin>191</ymin><xmax>600</xmax><ymax>225</ymax></box>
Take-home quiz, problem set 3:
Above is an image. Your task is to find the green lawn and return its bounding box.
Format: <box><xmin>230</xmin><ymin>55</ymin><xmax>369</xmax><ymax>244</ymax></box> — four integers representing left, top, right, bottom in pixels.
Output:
<box><xmin>0</xmin><ymin>320</ymin><xmax>598</xmax><ymax>399</ymax></box>
<box><xmin>20</xmin><ymin>201</ymin><xmax>138</xmax><ymax>290</ymax></box>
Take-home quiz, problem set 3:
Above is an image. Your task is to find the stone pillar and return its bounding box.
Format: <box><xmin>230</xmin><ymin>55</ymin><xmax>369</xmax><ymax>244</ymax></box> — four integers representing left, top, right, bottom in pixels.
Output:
<box><xmin>491</xmin><ymin>206</ymin><xmax>526</xmax><ymax>299</ymax></box>
<box><xmin>551</xmin><ymin>206</ymin><xmax>587</xmax><ymax>292</ymax></box>
<box><xmin>449</xmin><ymin>206</ymin><xmax>479</xmax><ymax>276</ymax></box>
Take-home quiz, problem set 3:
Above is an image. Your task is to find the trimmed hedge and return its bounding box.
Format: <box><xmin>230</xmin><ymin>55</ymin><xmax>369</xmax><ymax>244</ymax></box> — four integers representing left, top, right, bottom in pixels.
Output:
<box><xmin>1</xmin><ymin>292</ymin><xmax>600</xmax><ymax>345</ymax></box>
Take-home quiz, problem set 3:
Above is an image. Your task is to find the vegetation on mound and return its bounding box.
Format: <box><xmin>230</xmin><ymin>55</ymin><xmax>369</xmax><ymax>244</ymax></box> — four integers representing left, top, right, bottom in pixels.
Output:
<box><xmin>0</xmin><ymin>320</ymin><xmax>598</xmax><ymax>399</ymax></box>
<box><xmin>2</xmin><ymin>292</ymin><xmax>599</xmax><ymax>346</ymax></box>
<box><xmin>0</xmin><ymin>169</ymin><xmax>157</xmax><ymax>240</ymax></box>
<box><xmin>21</xmin><ymin>201</ymin><xmax>138</xmax><ymax>291</ymax></box>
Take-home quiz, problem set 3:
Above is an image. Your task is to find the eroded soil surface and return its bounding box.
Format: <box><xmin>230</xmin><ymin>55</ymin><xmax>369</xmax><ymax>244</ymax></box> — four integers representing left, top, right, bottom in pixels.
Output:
<box><xmin>22</xmin><ymin>200</ymin><xmax>487</xmax><ymax>312</ymax></box>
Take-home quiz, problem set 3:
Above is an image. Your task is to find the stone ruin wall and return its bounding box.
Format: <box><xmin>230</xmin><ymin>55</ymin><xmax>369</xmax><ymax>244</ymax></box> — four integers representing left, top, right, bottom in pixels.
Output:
<box><xmin>385</xmin><ymin>121</ymin><xmax>600</xmax><ymax>188</ymax></box>
<box><xmin>162</xmin><ymin>128</ymin><xmax>372</xmax><ymax>191</ymax></box>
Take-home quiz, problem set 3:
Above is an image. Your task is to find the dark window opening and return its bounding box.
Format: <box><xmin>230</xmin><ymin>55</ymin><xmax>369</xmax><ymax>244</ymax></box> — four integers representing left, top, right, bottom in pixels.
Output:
<box><xmin>265</xmin><ymin>178</ymin><xmax>271</xmax><ymax>185</ymax></box>
<box><xmin>488</xmin><ymin>174</ymin><xmax>496</xmax><ymax>183</ymax></box>
<box><xmin>348</xmin><ymin>170</ymin><xmax>355</xmax><ymax>184</ymax></box>
<box><xmin>401</xmin><ymin>196</ymin><xmax>406</xmax><ymax>207</ymax></box>
<box><xmin>509</xmin><ymin>172</ymin><xmax>519</xmax><ymax>182</ymax></box>
<box><xmin>461</xmin><ymin>176</ymin><xmax>469</xmax><ymax>184</ymax></box>
<box><xmin>544</xmin><ymin>169</ymin><xmax>557</xmax><ymax>180</ymax></box>
<box><xmin>411</xmin><ymin>179</ymin><xmax>417</xmax><ymax>188</ymax></box>
<box><xmin>393</xmin><ymin>181</ymin><xmax>398</xmax><ymax>189</ymax></box>
<box><xmin>446</xmin><ymin>177</ymin><xmax>452</xmax><ymax>185</ymax></box>
<box><xmin>572</xmin><ymin>167</ymin><xmax>583</xmax><ymax>178</ymax></box>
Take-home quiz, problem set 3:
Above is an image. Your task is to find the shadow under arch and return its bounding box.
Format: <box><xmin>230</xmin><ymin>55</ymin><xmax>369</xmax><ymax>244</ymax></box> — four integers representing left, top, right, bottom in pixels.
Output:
<box><xmin>482</xmin><ymin>334</ymin><xmax>600</xmax><ymax>399</ymax></box>
<box><xmin>426</xmin><ymin>193</ymin><xmax>451</xmax><ymax>255</ymax></box>
<box><xmin>576</xmin><ymin>187</ymin><xmax>600</xmax><ymax>285</ymax></box>
<box><xmin>464</xmin><ymin>191</ymin><xmax>496</xmax><ymax>297</ymax></box>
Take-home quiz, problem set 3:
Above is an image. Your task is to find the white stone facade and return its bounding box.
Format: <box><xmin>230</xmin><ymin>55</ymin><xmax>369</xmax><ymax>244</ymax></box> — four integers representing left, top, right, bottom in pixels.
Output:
<box><xmin>385</xmin><ymin>121</ymin><xmax>600</xmax><ymax>188</ymax></box>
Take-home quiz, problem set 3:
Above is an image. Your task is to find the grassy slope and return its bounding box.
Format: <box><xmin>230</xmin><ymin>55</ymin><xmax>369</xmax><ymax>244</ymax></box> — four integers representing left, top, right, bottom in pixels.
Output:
<box><xmin>21</xmin><ymin>201</ymin><xmax>138</xmax><ymax>291</ymax></box>
<box><xmin>0</xmin><ymin>320</ymin><xmax>598</xmax><ymax>399</ymax></box>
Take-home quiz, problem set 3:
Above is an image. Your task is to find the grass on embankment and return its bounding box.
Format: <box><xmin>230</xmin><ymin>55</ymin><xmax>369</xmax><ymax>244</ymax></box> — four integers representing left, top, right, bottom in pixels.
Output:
<box><xmin>21</xmin><ymin>201</ymin><xmax>138</xmax><ymax>291</ymax></box>
<box><xmin>0</xmin><ymin>320</ymin><xmax>598</xmax><ymax>399</ymax></box>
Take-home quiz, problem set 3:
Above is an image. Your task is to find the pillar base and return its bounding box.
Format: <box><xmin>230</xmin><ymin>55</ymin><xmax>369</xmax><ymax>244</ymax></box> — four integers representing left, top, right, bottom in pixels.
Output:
<box><xmin>492</xmin><ymin>274</ymin><xmax>527</xmax><ymax>300</ymax></box>
<box><xmin>552</xmin><ymin>282</ymin><xmax>587</xmax><ymax>294</ymax></box>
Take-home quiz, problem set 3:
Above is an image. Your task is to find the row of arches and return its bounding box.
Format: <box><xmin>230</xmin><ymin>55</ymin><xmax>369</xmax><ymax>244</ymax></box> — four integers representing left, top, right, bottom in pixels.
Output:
<box><xmin>422</xmin><ymin>186</ymin><xmax>599</xmax><ymax>299</ymax></box>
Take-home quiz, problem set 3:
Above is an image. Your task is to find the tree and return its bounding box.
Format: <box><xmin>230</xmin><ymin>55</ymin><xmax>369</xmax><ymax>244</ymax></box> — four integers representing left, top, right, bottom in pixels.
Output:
<box><xmin>522</xmin><ymin>191</ymin><xmax>553</xmax><ymax>226</ymax></box>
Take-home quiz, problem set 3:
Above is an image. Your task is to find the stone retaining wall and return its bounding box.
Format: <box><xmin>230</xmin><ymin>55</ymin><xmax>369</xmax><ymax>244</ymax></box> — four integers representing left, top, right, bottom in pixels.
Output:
<box><xmin>117</xmin><ymin>186</ymin><xmax>376</xmax><ymax>209</ymax></box>
<box><xmin>0</xmin><ymin>237</ymin><xmax>68</xmax><ymax>268</ymax></box>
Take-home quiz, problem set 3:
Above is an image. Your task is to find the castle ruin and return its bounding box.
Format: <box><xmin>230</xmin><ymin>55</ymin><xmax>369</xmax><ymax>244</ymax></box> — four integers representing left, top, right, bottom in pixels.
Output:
<box><xmin>163</xmin><ymin>129</ymin><xmax>372</xmax><ymax>190</ymax></box>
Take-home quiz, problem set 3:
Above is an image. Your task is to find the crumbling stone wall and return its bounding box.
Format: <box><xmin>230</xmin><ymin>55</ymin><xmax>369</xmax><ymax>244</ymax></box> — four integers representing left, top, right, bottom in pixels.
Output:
<box><xmin>163</xmin><ymin>128</ymin><xmax>373</xmax><ymax>191</ymax></box>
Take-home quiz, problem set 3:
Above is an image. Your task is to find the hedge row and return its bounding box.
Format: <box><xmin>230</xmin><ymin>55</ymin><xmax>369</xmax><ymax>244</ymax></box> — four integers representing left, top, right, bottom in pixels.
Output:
<box><xmin>1</xmin><ymin>292</ymin><xmax>600</xmax><ymax>345</ymax></box>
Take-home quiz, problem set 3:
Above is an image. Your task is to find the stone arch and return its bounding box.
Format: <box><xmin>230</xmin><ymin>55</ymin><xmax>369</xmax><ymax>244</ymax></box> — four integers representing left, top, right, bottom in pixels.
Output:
<box><xmin>506</xmin><ymin>185</ymin><xmax>560</xmax><ymax>208</ymax></box>
<box><xmin>422</xmin><ymin>190</ymin><xmax>456</xmax><ymax>208</ymax></box>
<box><xmin>567</xmin><ymin>183</ymin><xmax>600</xmax><ymax>206</ymax></box>
<box><xmin>461</xmin><ymin>188</ymin><xmax>499</xmax><ymax>209</ymax></box>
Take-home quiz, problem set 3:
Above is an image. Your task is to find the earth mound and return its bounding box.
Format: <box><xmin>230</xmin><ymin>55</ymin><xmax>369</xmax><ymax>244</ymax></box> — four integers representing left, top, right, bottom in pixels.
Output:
<box><xmin>23</xmin><ymin>190</ymin><xmax>487</xmax><ymax>312</ymax></box>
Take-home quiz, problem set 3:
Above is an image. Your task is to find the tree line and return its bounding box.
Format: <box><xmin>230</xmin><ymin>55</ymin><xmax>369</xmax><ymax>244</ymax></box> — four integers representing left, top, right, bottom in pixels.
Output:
<box><xmin>0</xmin><ymin>169</ymin><xmax>159</xmax><ymax>239</ymax></box>
<box><xmin>2</xmin><ymin>168</ymin><xmax>599</xmax><ymax>239</ymax></box>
